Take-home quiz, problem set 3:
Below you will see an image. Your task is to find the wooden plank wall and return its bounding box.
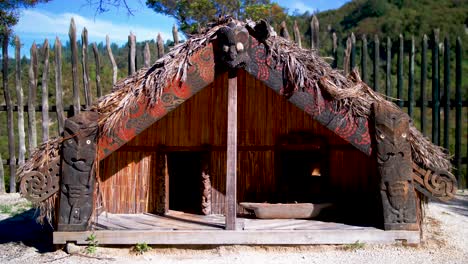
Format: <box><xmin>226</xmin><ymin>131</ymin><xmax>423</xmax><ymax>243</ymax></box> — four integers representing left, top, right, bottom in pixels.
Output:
<box><xmin>99</xmin><ymin>70</ymin><xmax>377</xmax><ymax>214</ymax></box>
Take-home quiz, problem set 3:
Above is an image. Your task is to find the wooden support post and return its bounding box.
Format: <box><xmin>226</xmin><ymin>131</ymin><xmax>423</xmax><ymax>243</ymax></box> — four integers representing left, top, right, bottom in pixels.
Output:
<box><xmin>443</xmin><ymin>37</ymin><xmax>450</xmax><ymax>151</ymax></box>
<box><xmin>106</xmin><ymin>35</ymin><xmax>118</xmax><ymax>85</ymax></box>
<box><xmin>293</xmin><ymin>20</ymin><xmax>302</xmax><ymax>48</ymax></box>
<box><xmin>15</xmin><ymin>36</ymin><xmax>26</xmax><ymax>166</ymax></box>
<box><xmin>70</xmin><ymin>18</ymin><xmax>80</xmax><ymax>116</ymax></box>
<box><xmin>454</xmin><ymin>37</ymin><xmax>463</xmax><ymax>187</ymax></box>
<box><xmin>373</xmin><ymin>35</ymin><xmax>380</xmax><ymax>92</ymax></box>
<box><xmin>373</xmin><ymin>102</ymin><xmax>418</xmax><ymax>231</ymax></box>
<box><xmin>432</xmin><ymin>29</ymin><xmax>440</xmax><ymax>145</ymax></box>
<box><xmin>28</xmin><ymin>42</ymin><xmax>38</xmax><ymax>153</ymax></box>
<box><xmin>81</xmin><ymin>28</ymin><xmax>92</xmax><ymax>107</ymax></box>
<box><xmin>421</xmin><ymin>35</ymin><xmax>428</xmax><ymax>136</ymax></box>
<box><xmin>155</xmin><ymin>148</ymin><xmax>169</xmax><ymax>215</ymax></box>
<box><xmin>157</xmin><ymin>33</ymin><xmax>164</xmax><ymax>60</ymax></box>
<box><xmin>91</xmin><ymin>43</ymin><xmax>102</xmax><ymax>98</ymax></box>
<box><xmin>226</xmin><ymin>70</ymin><xmax>238</xmax><ymax>230</ymax></box>
<box><xmin>361</xmin><ymin>34</ymin><xmax>368</xmax><ymax>84</ymax></box>
<box><xmin>41</xmin><ymin>39</ymin><xmax>50</xmax><ymax>143</ymax></box>
<box><xmin>128</xmin><ymin>32</ymin><xmax>136</xmax><ymax>75</ymax></box>
<box><xmin>55</xmin><ymin>37</ymin><xmax>65</xmax><ymax>135</ymax></box>
<box><xmin>2</xmin><ymin>32</ymin><xmax>16</xmax><ymax>192</ymax></box>
<box><xmin>143</xmin><ymin>42</ymin><xmax>151</xmax><ymax>68</ymax></box>
<box><xmin>408</xmin><ymin>36</ymin><xmax>415</xmax><ymax>118</ymax></box>
<box><xmin>386</xmin><ymin>36</ymin><xmax>392</xmax><ymax>98</ymax></box>
<box><xmin>58</xmin><ymin>111</ymin><xmax>99</xmax><ymax>231</ymax></box>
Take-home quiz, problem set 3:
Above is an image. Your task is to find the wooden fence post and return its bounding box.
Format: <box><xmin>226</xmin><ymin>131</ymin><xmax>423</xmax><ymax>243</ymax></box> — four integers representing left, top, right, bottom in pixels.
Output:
<box><xmin>70</xmin><ymin>18</ymin><xmax>80</xmax><ymax>115</ymax></box>
<box><xmin>443</xmin><ymin>37</ymin><xmax>450</xmax><ymax>151</ymax></box>
<box><xmin>293</xmin><ymin>20</ymin><xmax>302</xmax><ymax>48</ymax></box>
<box><xmin>310</xmin><ymin>15</ymin><xmax>319</xmax><ymax>51</ymax></box>
<box><xmin>28</xmin><ymin>42</ymin><xmax>38</xmax><ymax>154</ymax></box>
<box><xmin>157</xmin><ymin>33</ymin><xmax>164</xmax><ymax>59</ymax></box>
<box><xmin>2</xmin><ymin>32</ymin><xmax>16</xmax><ymax>192</ymax></box>
<box><xmin>454</xmin><ymin>37</ymin><xmax>463</xmax><ymax>187</ymax></box>
<box><xmin>331</xmin><ymin>32</ymin><xmax>337</xmax><ymax>69</ymax></box>
<box><xmin>432</xmin><ymin>29</ymin><xmax>440</xmax><ymax>145</ymax></box>
<box><xmin>361</xmin><ymin>34</ymin><xmax>368</xmax><ymax>84</ymax></box>
<box><xmin>82</xmin><ymin>28</ymin><xmax>92</xmax><ymax>107</ymax></box>
<box><xmin>373</xmin><ymin>35</ymin><xmax>380</xmax><ymax>92</ymax></box>
<box><xmin>0</xmin><ymin>153</ymin><xmax>4</xmax><ymax>193</ymax></box>
<box><xmin>408</xmin><ymin>36</ymin><xmax>415</xmax><ymax>118</ymax></box>
<box><xmin>41</xmin><ymin>39</ymin><xmax>50</xmax><ymax>143</ymax></box>
<box><xmin>397</xmin><ymin>34</ymin><xmax>403</xmax><ymax>106</ymax></box>
<box><xmin>344</xmin><ymin>35</ymin><xmax>351</xmax><ymax>75</ymax></box>
<box><xmin>144</xmin><ymin>42</ymin><xmax>151</xmax><ymax>68</ymax></box>
<box><xmin>106</xmin><ymin>35</ymin><xmax>118</xmax><ymax>85</ymax></box>
<box><xmin>280</xmin><ymin>21</ymin><xmax>290</xmax><ymax>40</ymax></box>
<box><xmin>15</xmin><ymin>36</ymin><xmax>26</xmax><ymax>166</ymax></box>
<box><xmin>172</xmin><ymin>24</ymin><xmax>179</xmax><ymax>45</ymax></box>
<box><xmin>55</xmin><ymin>37</ymin><xmax>65</xmax><ymax>135</ymax></box>
<box><xmin>386</xmin><ymin>36</ymin><xmax>392</xmax><ymax>98</ymax></box>
<box><xmin>350</xmin><ymin>32</ymin><xmax>356</xmax><ymax>70</ymax></box>
<box><xmin>128</xmin><ymin>32</ymin><xmax>136</xmax><ymax>75</ymax></box>
<box><xmin>92</xmin><ymin>43</ymin><xmax>102</xmax><ymax>97</ymax></box>
<box><xmin>421</xmin><ymin>35</ymin><xmax>428</xmax><ymax>136</ymax></box>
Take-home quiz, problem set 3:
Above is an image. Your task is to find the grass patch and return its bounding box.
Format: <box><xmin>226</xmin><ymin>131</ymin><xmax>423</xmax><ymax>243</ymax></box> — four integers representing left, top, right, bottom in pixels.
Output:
<box><xmin>343</xmin><ymin>240</ymin><xmax>366</xmax><ymax>251</ymax></box>
<box><xmin>133</xmin><ymin>242</ymin><xmax>152</xmax><ymax>255</ymax></box>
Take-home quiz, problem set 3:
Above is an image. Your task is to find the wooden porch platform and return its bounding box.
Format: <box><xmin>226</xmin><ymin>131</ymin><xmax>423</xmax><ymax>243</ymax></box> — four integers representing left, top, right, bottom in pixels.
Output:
<box><xmin>53</xmin><ymin>211</ymin><xmax>420</xmax><ymax>245</ymax></box>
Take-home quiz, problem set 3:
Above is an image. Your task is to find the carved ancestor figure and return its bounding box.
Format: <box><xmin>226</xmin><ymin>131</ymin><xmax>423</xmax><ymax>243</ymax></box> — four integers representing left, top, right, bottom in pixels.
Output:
<box><xmin>373</xmin><ymin>102</ymin><xmax>418</xmax><ymax>231</ymax></box>
<box><xmin>216</xmin><ymin>20</ymin><xmax>250</xmax><ymax>69</ymax></box>
<box><xmin>58</xmin><ymin>111</ymin><xmax>99</xmax><ymax>231</ymax></box>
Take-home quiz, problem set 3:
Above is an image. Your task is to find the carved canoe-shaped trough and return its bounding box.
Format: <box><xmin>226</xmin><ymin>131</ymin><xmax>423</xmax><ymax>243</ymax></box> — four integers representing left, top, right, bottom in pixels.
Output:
<box><xmin>240</xmin><ymin>202</ymin><xmax>332</xmax><ymax>219</ymax></box>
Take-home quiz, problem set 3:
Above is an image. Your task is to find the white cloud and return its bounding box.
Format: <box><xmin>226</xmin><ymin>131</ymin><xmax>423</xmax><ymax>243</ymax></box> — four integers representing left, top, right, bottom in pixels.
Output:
<box><xmin>14</xmin><ymin>9</ymin><xmax>173</xmax><ymax>44</ymax></box>
<box><xmin>290</xmin><ymin>1</ymin><xmax>316</xmax><ymax>14</ymax></box>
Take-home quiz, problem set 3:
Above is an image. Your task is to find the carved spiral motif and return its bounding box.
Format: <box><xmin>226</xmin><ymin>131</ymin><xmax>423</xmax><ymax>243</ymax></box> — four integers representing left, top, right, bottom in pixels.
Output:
<box><xmin>20</xmin><ymin>158</ymin><xmax>60</xmax><ymax>203</ymax></box>
<box><xmin>424</xmin><ymin>169</ymin><xmax>457</xmax><ymax>201</ymax></box>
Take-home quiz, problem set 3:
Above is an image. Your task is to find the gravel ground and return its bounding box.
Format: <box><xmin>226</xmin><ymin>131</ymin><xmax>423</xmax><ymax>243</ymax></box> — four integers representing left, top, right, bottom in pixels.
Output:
<box><xmin>0</xmin><ymin>191</ymin><xmax>467</xmax><ymax>264</ymax></box>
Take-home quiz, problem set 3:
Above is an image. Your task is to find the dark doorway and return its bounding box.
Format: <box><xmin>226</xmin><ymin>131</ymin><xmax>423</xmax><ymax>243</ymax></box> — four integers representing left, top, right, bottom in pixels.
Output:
<box><xmin>167</xmin><ymin>152</ymin><xmax>204</xmax><ymax>214</ymax></box>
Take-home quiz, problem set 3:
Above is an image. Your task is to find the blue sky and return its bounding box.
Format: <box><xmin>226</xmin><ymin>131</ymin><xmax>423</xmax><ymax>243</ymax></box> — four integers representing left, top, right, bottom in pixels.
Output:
<box><xmin>11</xmin><ymin>0</ymin><xmax>348</xmax><ymax>57</ymax></box>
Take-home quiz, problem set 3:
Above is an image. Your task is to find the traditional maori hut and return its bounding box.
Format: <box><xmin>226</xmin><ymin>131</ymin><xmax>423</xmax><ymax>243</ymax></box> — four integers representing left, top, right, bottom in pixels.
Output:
<box><xmin>18</xmin><ymin>19</ymin><xmax>457</xmax><ymax>245</ymax></box>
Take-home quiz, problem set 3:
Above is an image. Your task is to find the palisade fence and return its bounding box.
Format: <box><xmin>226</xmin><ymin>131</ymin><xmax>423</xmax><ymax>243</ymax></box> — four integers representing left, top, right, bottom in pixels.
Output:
<box><xmin>0</xmin><ymin>16</ymin><xmax>467</xmax><ymax>194</ymax></box>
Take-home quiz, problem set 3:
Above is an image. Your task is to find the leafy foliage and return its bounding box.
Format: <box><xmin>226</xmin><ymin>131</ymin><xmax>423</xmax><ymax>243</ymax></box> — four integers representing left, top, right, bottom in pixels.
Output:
<box><xmin>85</xmin><ymin>233</ymin><xmax>98</xmax><ymax>254</ymax></box>
<box><xmin>133</xmin><ymin>242</ymin><xmax>152</xmax><ymax>255</ymax></box>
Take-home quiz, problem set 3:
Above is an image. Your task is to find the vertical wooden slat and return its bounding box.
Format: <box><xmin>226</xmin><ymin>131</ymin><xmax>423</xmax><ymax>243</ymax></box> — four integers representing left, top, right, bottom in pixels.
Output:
<box><xmin>226</xmin><ymin>70</ymin><xmax>238</xmax><ymax>230</ymax></box>
<box><xmin>331</xmin><ymin>32</ymin><xmax>337</xmax><ymax>69</ymax></box>
<box><xmin>386</xmin><ymin>36</ymin><xmax>392</xmax><ymax>98</ymax></box>
<box><xmin>421</xmin><ymin>35</ymin><xmax>428</xmax><ymax>136</ymax></box>
<box><xmin>106</xmin><ymin>35</ymin><xmax>118</xmax><ymax>85</ymax></box>
<box><xmin>41</xmin><ymin>39</ymin><xmax>50</xmax><ymax>143</ymax></box>
<box><xmin>0</xmin><ymin>153</ymin><xmax>4</xmax><ymax>193</ymax></box>
<box><xmin>92</xmin><ymin>43</ymin><xmax>102</xmax><ymax>98</ymax></box>
<box><xmin>54</xmin><ymin>37</ymin><xmax>65</xmax><ymax>134</ymax></box>
<box><xmin>280</xmin><ymin>21</ymin><xmax>290</xmax><ymax>40</ymax></box>
<box><xmin>157</xmin><ymin>33</ymin><xmax>164</xmax><ymax>59</ymax></box>
<box><xmin>128</xmin><ymin>32</ymin><xmax>136</xmax><ymax>75</ymax></box>
<box><xmin>70</xmin><ymin>18</ymin><xmax>80</xmax><ymax>115</ymax></box>
<box><xmin>350</xmin><ymin>32</ymin><xmax>356</xmax><ymax>70</ymax></box>
<box><xmin>293</xmin><ymin>20</ymin><xmax>302</xmax><ymax>48</ymax></box>
<box><xmin>81</xmin><ymin>28</ymin><xmax>91</xmax><ymax>107</ymax></box>
<box><xmin>443</xmin><ymin>37</ymin><xmax>450</xmax><ymax>151</ymax></box>
<box><xmin>143</xmin><ymin>42</ymin><xmax>151</xmax><ymax>68</ymax></box>
<box><xmin>310</xmin><ymin>15</ymin><xmax>319</xmax><ymax>51</ymax></box>
<box><xmin>397</xmin><ymin>34</ymin><xmax>403</xmax><ymax>107</ymax></box>
<box><xmin>2</xmin><ymin>32</ymin><xmax>16</xmax><ymax>192</ymax></box>
<box><xmin>432</xmin><ymin>29</ymin><xmax>440</xmax><ymax>145</ymax></box>
<box><xmin>361</xmin><ymin>34</ymin><xmax>368</xmax><ymax>84</ymax></box>
<box><xmin>454</xmin><ymin>37</ymin><xmax>463</xmax><ymax>187</ymax></box>
<box><xmin>15</xmin><ymin>36</ymin><xmax>26</xmax><ymax>166</ymax></box>
<box><xmin>27</xmin><ymin>42</ymin><xmax>38</xmax><ymax>153</ymax></box>
<box><xmin>172</xmin><ymin>24</ymin><xmax>179</xmax><ymax>45</ymax></box>
<box><xmin>373</xmin><ymin>35</ymin><xmax>380</xmax><ymax>92</ymax></box>
<box><xmin>408</xmin><ymin>36</ymin><xmax>415</xmax><ymax>118</ymax></box>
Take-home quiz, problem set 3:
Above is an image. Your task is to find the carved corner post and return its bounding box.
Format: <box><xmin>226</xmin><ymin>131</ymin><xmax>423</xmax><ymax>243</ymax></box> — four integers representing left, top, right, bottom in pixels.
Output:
<box><xmin>373</xmin><ymin>102</ymin><xmax>419</xmax><ymax>231</ymax></box>
<box><xmin>155</xmin><ymin>145</ymin><xmax>169</xmax><ymax>215</ymax></box>
<box><xmin>57</xmin><ymin>111</ymin><xmax>99</xmax><ymax>231</ymax></box>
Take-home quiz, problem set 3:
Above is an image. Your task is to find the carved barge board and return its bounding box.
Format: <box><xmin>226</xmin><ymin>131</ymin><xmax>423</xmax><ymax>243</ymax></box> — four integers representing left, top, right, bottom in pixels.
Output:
<box><xmin>373</xmin><ymin>102</ymin><xmax>418</xmax><ymax>231</ymax></box>
<box><xmin>58</xmin><ymin>111</ymin><xmax>99</xmax><ymax>231</ymax></box>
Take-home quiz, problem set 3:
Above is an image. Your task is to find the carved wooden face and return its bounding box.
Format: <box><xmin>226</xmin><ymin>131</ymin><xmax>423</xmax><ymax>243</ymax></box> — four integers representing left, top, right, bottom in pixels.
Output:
<box><xmin>386</xmin><ymin>181</ymin><xmax>410</xmax><ymax>210</ymax></box>
<box><xmin>216</xmin><ymin>24</ymin><xmax>250</xmax><ymax>68</ymax></box>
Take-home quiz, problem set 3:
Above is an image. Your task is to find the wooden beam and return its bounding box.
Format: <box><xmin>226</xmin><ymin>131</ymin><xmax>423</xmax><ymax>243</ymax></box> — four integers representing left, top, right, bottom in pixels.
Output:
<box><xmin>155</xmin><ymin>149</ymin><xmax>169</xmax><ymax>214</ymax></box>
<box><xmin>225</xmin><ymin>70</ymin><xmax>238</xmax><ymax>230</ymax></box>
<box><xmin>53</xmin><ymin>229</ymin><xmax>420</xmax><ymax>245</ymax></box>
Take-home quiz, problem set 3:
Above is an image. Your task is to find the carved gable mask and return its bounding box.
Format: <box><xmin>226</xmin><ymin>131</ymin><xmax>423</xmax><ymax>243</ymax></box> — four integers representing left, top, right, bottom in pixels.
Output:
<box><xmin>216</xmin><ymin>21</ymin><xmax>250</xmax><ymax>69</ymax></box>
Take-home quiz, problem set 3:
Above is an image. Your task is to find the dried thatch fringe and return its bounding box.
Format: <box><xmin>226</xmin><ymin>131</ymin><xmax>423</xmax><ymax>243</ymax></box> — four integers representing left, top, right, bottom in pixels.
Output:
<box><xmin>17</xmin><ymin>19</ymin><xmax>452</xmax><ymax>224</ymax></box>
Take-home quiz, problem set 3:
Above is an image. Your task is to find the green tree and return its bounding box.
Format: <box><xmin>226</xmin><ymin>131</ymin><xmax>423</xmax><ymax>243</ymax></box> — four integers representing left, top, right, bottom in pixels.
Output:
<box><xmin>145</xmin><ymin>0</ymin><xmax>287</xmax><ymax>33</ymax></box>
<box><xmin>0</xmin><ymin>0</ymin><xmax>51</xmax><ymax>37</ymax></box>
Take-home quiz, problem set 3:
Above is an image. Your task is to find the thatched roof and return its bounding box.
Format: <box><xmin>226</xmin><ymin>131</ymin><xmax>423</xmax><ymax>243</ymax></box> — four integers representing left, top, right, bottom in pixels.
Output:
<box><xmin>17</xmin><ymin>19</ymin><xmax>452</xmax><ymax>222</ymax></box>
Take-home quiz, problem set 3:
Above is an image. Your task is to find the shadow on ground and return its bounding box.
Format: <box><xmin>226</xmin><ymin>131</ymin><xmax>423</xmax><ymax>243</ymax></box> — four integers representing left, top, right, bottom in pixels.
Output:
<box><xmin>0</xmin><ymin>209</ymin><xmax>54</xmax><ymax>252</ymax></box>
<box><xmin>430</xmin><ymin>190</ymin><xmax>468</xmax><ymax>217</ymax></box>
